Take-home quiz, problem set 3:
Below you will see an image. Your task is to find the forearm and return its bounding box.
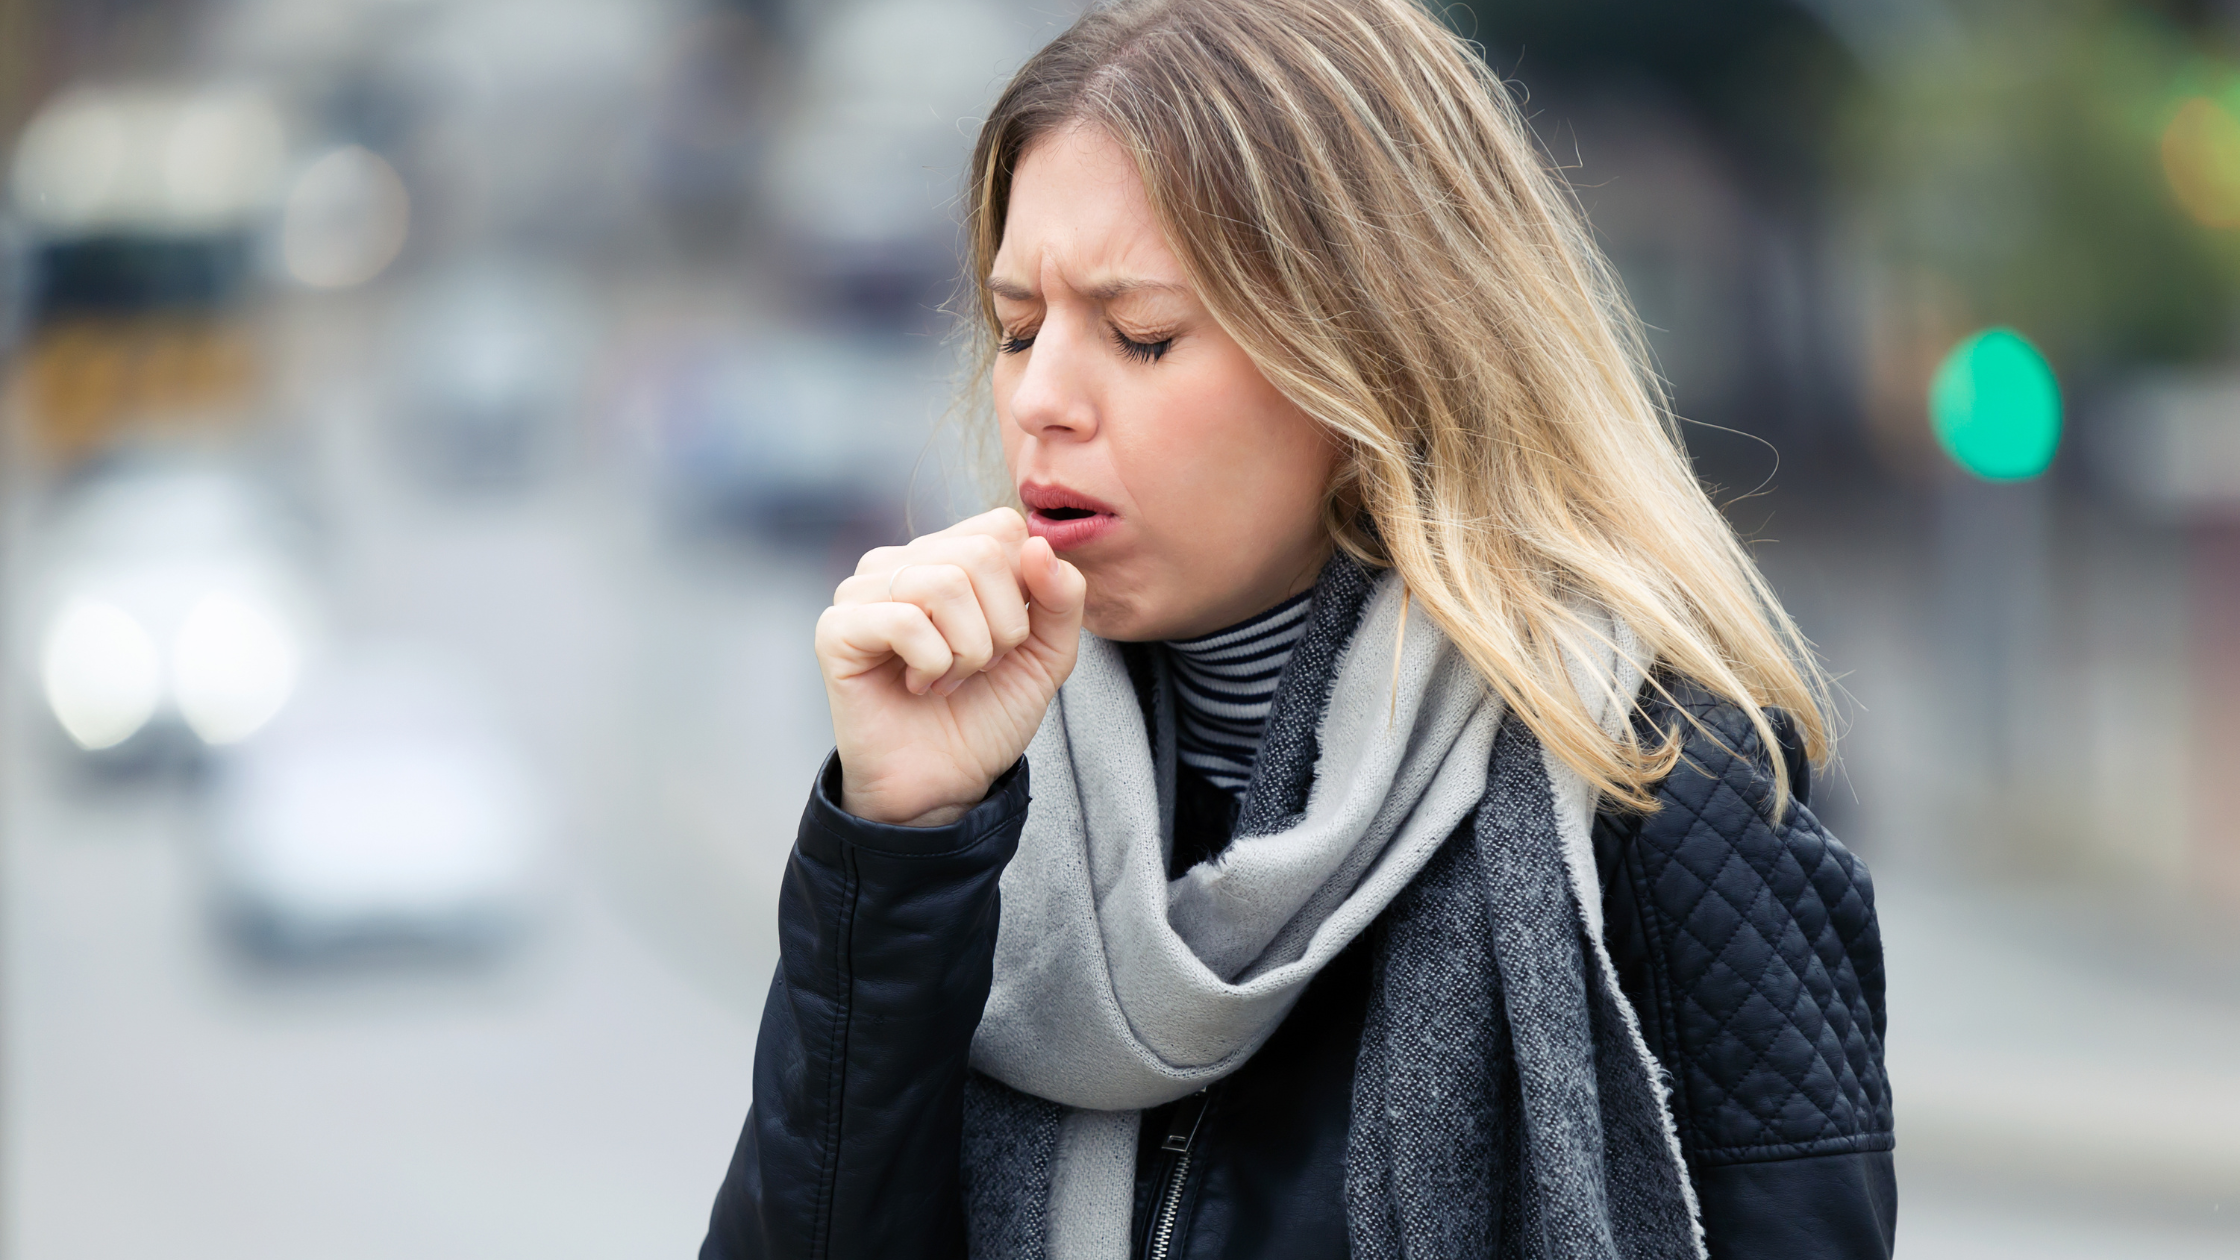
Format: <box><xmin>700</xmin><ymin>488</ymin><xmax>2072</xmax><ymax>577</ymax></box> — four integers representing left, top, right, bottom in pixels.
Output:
<box><xmin>1693</xmin><ymin>1151</ymin><xmax>1896</xmax><ymax>1260</ymax></box>
<box><xmin>702</xmin><ymin>755</ymin><xmax>1030</xmax><ymax>1260</ymax></box>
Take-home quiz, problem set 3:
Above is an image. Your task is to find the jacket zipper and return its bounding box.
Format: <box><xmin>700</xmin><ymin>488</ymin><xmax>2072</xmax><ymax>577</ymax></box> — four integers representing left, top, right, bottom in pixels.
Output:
<box><xmin>1144</xmin><ymin>1090</ymin><xmax>1210</xmax><ymax>1260</ymax></box>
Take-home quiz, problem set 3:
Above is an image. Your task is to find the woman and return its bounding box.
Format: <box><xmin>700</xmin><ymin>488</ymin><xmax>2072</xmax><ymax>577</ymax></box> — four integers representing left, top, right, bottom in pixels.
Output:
<box><xmin>704</xmin><ymin>1</ymin><xmax>1893</xmax><ymax>1257</ymax></box>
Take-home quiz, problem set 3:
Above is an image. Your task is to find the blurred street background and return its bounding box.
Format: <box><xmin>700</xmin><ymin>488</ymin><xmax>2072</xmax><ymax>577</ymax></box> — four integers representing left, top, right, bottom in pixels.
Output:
<box><xmin>1</xmin><ymin>0</ymin><xmax>2237</xmax><ymax>1255</ymax></box>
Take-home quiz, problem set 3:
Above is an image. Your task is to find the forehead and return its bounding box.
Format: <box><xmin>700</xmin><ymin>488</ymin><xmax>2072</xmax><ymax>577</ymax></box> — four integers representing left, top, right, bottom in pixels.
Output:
<box><xmin>992</xmin><ymin>124</ymin><xmax>1186</xmax><ymax>291</ymax></box>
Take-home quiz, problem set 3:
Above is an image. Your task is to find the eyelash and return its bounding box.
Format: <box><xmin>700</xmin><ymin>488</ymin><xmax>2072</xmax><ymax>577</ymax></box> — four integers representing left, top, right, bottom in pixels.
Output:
<box><xmin>996</xmin><ymin>328</ymin><xmax>1174</xmax><ymax>364</ymax></box>
<box><xmin>1113</xmin><ymin>328</ymin><xmax>1173</xmax><ymax>363</ymax></box>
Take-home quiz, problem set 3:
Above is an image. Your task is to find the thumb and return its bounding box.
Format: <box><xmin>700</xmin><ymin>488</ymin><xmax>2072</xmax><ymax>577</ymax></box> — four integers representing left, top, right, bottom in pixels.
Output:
<box><xmin>1019</xmin><ymin>536</ymin><xmax>1087</xmax><ymax>662</ymax></box>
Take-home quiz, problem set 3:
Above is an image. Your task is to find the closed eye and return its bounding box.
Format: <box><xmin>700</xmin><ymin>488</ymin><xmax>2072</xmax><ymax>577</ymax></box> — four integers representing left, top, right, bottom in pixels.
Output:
<box><xmin>1111</xmin><ymin>327</ymin><xmax>1172</xmax><ymax>364</ymax></box>
<box><xmin>995</xmin><ymin>326</ymin><xmax>1174</xmax><ymax>362</ymax></box>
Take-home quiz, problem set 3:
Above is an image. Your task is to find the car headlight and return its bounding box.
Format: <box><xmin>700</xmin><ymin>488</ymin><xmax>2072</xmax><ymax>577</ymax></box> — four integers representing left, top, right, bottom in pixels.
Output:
<box><xmin>172</xmin><ymin>592</ymin><xmax>299</xmax><ymax>745</ymax></box>
<box><xmin>41</xmin><ymin>597</ymin><xmax>162</xmax><ymax>750</ymax></box>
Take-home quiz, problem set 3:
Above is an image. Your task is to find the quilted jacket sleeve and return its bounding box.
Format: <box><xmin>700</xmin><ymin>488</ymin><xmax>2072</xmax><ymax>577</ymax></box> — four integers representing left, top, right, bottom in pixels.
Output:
<box><xmin>1592</xmin><ymin>685</ymin><xmax>1896</xmax><ymax>1260</ymax></box>
<box><xmin>700</xmin><ymin>753</ymin><xmax>1030</xmax><ymax>1260</ymax></box>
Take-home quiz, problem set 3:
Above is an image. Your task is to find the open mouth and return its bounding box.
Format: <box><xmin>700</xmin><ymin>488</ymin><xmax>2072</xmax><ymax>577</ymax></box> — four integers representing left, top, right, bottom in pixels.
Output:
<box><xmin>1018</xmin><ymin>483</ymin><xmax>1119</xmax><ymax>550</ymax></box>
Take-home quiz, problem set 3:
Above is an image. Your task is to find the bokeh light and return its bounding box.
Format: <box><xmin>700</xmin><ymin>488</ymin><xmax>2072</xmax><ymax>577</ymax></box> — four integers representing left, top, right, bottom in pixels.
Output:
<box><xmin>173</xmin><ymin>591</ymin><xmax>301</xmax><ymax>745</ymax></box>
<box><xmin>281</xmin><ymin>144</ymin><xmax>410</xmax><ymax>289</ymax></box>
<box><xmin>1929</xmin><ymin>328</ymin><xmax>2063</xmax><ymax>482</ymax></box>
<box><xmin>41</xmin><ymin>597</ymin><xmax>163</xmax><ymax>750</ymax></box>
<box><xmin>2161</xmin><ymin>93</ymin><xmax>2240</xmax><ymax>230</ymax></box>
<box><xmin>10</xmin><ymin>84</ymin><xmax>285</xmax><ymax>233</ymax></box>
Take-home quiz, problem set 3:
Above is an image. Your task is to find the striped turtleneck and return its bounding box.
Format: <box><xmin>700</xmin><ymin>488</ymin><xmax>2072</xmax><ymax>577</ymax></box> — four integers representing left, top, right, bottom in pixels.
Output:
<box><xmin>1163</xmin><ymin>589</ymin><xmax>1314</xmax><ymax>797</ymax></box>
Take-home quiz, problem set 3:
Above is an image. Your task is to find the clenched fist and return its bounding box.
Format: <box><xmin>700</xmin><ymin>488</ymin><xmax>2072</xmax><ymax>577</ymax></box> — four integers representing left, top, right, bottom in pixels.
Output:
<box><xmin>815</xmin><ymin>508</ymin><xmax>1086</xmax><ymax>826</ymax></box>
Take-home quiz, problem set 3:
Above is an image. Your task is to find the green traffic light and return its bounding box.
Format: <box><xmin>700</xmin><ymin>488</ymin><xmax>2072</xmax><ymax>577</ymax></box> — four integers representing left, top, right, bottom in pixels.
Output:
<box><xmin>1928</xmin><ymin>328</ymin><xmax>2062</xmax><ymax>482</ymax></box>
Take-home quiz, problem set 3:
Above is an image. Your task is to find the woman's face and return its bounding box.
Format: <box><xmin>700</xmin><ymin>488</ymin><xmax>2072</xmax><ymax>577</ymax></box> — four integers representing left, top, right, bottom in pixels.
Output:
<box><xmin>991</xmin><ymin>124</ymin><xmax>1338</xmax><ymax>643</ymax></box>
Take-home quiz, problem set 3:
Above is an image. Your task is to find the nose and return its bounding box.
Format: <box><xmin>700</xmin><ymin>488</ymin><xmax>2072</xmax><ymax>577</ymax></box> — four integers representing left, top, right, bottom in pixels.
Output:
<box><xmin>1004</xmin><ymin>310</ymin><xmax>1100</xmax><ymax>446</ymax></box>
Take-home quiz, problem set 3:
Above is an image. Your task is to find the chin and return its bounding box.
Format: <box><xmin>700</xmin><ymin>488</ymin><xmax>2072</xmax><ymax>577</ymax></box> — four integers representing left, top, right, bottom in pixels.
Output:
<box><xmin>1080</xmin><ymin>580</ymin><xmax>1164</xmax><ymax>643</ymax></box>
<box><xmin>1081</xmin><ymin>596</ymin><xmax>1142</xmax><ymax>643</ymax></box>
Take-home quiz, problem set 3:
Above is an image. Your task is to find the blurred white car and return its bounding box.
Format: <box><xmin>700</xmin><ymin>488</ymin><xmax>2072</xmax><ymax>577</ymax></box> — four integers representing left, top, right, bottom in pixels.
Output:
<box><xmin>23</xmin><ymin>460</ymin><xmax>316</xmax><ymax>761</ymax></box>
<box><xmin>622</xmin><ymin>332</ymin><xmax>939</xmax><ymax>545</ymax></box>
<box><xmin>206</xmin><ymin>646</ymin><xmax>543</xmax><ymax>957</ymax></box>
<box><xmin>390</xmin><ymin>258</ymin><xmax>595</xmax><ymax>490</ymax></box>
<box><xmin>21</xmin><ymin>462</ymin><xmax>541</xmax><ymax>957</ymax></box>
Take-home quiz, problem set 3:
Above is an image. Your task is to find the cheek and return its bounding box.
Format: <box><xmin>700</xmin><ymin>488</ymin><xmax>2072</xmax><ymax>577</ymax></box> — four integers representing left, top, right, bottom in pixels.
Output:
<box><xmin>989</xmin><ymin>359</ymin><xmax>1012</xmax><ymax>419</ymax></box>
<box><xmin>991</xmin><ymin>364</ymin><xmax>1022</xmax><ymax>461</ymax></box>
<box><xmin>1127</xmin><ymin>359</ymin><xmax>1330</xmax><ymax>522</ymax></box>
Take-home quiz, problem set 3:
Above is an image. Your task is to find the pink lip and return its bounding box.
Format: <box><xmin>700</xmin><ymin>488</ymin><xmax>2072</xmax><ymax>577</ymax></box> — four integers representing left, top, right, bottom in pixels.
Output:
<box><xmin>1019</xmin><ymin>482</ymin><xmax>1119</xmax><ymax>551</ymax></box>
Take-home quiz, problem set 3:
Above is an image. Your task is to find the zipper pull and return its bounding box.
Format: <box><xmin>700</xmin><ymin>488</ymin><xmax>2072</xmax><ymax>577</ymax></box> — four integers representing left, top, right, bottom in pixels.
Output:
<box><xmin>1159</xmin><ymin>1089</ymin><xmax>1210</xmax><ymax>1155</ymax></box>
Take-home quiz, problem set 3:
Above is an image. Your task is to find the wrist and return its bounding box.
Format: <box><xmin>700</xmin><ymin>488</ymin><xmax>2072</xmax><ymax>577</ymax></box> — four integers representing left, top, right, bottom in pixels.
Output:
<box><xmin>838</xmin><ymin>777</ymin><xmax>984</xmax><ymax>828</ymax></box>
<box><xmin>891</xmin><ymin>802</ymin><xmax>972</xmax><ymax>827</ymax></box>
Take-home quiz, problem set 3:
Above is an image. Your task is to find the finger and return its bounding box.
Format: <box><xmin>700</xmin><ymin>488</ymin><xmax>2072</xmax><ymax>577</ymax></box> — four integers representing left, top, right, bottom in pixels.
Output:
<box><xmin>947</xmin><ymin>531</ymin><xmax>1032</xmax><ymax>665</ymax></box>
<box><xmin>929</xmin><ymin>506</ymin><xmax>1029</xmax><ymax>554</ymax></box>
<box><xmin>834</xmin><ymin>511</ymin><xmax>1028</xmax><ymax>608</ymax></box>
<box><xmin>816</xmin><ymin>602</ymin><xmax>954</xmax><ymax>694</ymax></box>
<box><xmin>833</xmin><ymin>569</ymin><xmax>896</xmax><ymax>607</ymax></box>
<box><xmin>888</xmin><ymin>562</ymin><xmax>996</xmax><ymax>691</ymax></box>
<box><xmin>851</xmin><ymin>544</ymin><xmax>907</xmax><ymax>579</ymax></box>
<box><xmin>840</xmin><ymin>533</ymin><xmax>1030</xmax><ymax>669</ymax></box>
<box><xmin>1018</xmin><ymin>535</ymin><xmax>1086</xmax><ymax>664</ymax></box>
<box><xmin>835</xmin><ymin>547</ymin><xmax>912</xmax><ymax>607</ymax></box>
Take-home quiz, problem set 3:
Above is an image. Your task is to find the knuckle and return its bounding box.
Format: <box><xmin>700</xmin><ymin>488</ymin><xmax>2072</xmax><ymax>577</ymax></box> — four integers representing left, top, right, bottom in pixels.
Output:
<box><xmin>855</xmin><ymin>545</ymin><xmax>902</xmax><ymax>577</ymax></box>
<box><xmin>922</xmin><ymin>632</ymin><xmax>955</xmax><ymax>667</ymax></box>
<box><xmin>814</xmin><ymin>607</ymin><xmax>852</xmax><ymax>653</ymax></box>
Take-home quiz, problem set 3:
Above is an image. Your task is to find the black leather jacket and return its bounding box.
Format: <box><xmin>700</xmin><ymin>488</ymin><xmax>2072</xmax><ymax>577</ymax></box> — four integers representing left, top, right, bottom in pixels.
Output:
<box><xmin>702</xmin><ymin>685</ymin><xmax>1896</xmax><ymax>1259</ymax></box>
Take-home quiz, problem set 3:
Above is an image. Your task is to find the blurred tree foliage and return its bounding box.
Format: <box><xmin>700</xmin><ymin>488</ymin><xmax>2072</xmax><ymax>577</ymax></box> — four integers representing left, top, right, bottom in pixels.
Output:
<box><xmin>1844</xmin><ymin>0</ymin><xmax>2240</xmax><ymax>376</ymax></box>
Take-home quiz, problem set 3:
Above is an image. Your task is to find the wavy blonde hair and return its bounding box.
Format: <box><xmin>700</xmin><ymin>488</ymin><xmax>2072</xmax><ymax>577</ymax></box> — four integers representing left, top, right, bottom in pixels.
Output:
<box><xmin>960</xmin><ymin>0</ymin><xmax>1829</xmax><ymax>811</ymax></box>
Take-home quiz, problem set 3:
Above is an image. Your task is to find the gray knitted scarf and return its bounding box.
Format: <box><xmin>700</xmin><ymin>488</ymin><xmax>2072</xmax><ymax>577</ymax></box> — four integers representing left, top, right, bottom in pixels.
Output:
<box><xmin>961</xmin><ymin>558</ymin><xmax>1705</xmax><ymax>1260</ymax></box>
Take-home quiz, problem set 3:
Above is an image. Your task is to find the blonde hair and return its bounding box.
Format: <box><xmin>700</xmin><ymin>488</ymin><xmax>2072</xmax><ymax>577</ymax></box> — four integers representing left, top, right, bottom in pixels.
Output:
<box><xmin>961</xmin><ymin>0</ymin><xmax>1829</xmax><ymax>811</ymax></box>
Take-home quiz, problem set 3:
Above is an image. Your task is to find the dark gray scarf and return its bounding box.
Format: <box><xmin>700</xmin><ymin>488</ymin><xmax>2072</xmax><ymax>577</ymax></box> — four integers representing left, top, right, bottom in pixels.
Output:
<box><xmin>961</xmin><ymin>559</ymin><xmax>1704</xmax><ymax>1260</ymax></box>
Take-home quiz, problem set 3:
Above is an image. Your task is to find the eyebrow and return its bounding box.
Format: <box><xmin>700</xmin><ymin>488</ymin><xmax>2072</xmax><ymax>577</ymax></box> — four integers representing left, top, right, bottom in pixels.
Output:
<box><xmin>985</xmin><ymin>276</ymin><xmax>1190</xmax><ymax>302</ymax></box>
